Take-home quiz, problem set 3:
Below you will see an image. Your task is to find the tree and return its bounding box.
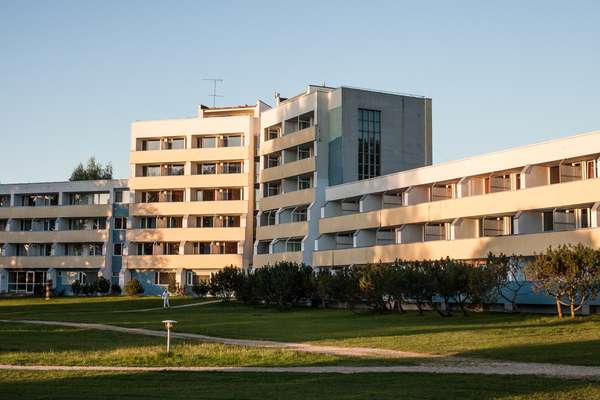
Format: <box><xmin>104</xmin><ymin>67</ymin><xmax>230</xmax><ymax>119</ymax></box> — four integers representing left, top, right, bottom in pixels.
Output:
<box><xmin>326</xmin><ymin>266</ymin><xmax>362</xmax><ymax>309</ymax></box>
<box><xmin>357</xmin><ymin>263</ymin><xmax>389</xmax><ymax>312</ymax></box>
<box><xmin>402</xmin><ymin>260</ymin><xmax>436</xmax><ymax>315</ymax></box>
<box><xmin>210</xmin><ymin>266</ymin><xmax>243</xmax><ymax>300</ymax></box>
<box><xmin>124</xmin><ymin>279</ymin><xmax>144</xmax><ymax>296</ymax></box>
<box><xmin>97</xmin><ymin>277</ymin><xmax>111</xmax><ymax>295</ymax></box>
<box><xmin>525</xmin><ymin>244</ymin><xmax>600</xmax><ymax>318</ymax></box>
<box><xmin>191</xmin><ymin>281</ymin><xmax>210</xmax><ymax>297</ymax></box>
<box><xmin>486</xmin><ymin>253</ymin><xmax>526</xmax><ymax>312</ymax></box>
<box><xmin>251</xmin><ymin>262</ymin><xmax>313</xmax><ymax>308</ymax></box>
<box><xmin>69</xmin><ymin>157</ymin><xmax>113</xmax><ymax>181</ymax></box>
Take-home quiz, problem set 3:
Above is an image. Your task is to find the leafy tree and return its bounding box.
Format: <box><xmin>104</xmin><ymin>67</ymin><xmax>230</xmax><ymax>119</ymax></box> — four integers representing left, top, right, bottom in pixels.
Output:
<box><xmin>326</xmin><ymin>266</ymin><xmax>362</xmax><ymax>309</ymax></box>
<box><xmin>525</xmin><ymin>244</ymin><xmax>600</xmax><ymax>318</ymax></box>
<box><xmin>111</xmin><ymin>283</ymin><xmax>122</xmax><ymax>295</ymax></box>
<box><xmin>97</xmin><ymin>277</ymin><xmax>111</xmax><ymax>295</ymax></box>
<box><xmin>124</xmin><ymin>279</ymin><xmax>144</xmax><ymax>296</ymax></box>
<box><xmin>71</xmin><ymin>280</ymin><xmax>82</xmax><ymax>296</ymax></box>
<box><xmin>357</xmin><ymin>263</ymin><xmax>390</xmax><ymax>312</ymax></box>
<box><xmin>210</xmin><ymin>266</ymin><xmax>243</xmax><ymax>300</ymax></box>
<box><xmin>401</xmin><ymin>260</ymin><xmax>437</xmax><ymax>315</ymax></box>
<box><xmin>252</xmin><ymin>262</ymin><xmax>313</xmax><ymax>308</ymax></box>
<box><xmin>312</xmin><ymin>268</ymin><xmax>333</xmax><ymax>308</ymax></box>
<box><xmin>486</xmin><ymin>252</ymin><xmax>526</xmax><ymax>312</ymax></box>
<box><xmin>191</xmin><ymin>281</ymin><xmax>210</xmax><ymax>297</ymax></box>
<box><xmin>69</xmin><ymin>157</ymin><xmax>113</xmax><ymax>181</ymax></box>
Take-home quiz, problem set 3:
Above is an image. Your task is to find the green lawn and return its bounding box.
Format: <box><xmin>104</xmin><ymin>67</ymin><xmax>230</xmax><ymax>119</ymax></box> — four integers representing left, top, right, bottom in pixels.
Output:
<box><xmin>2</xmin><ymin>370</ymin><xmax>600</xmax><ymax>400</ymax></box>
<box><xmin>0</xmin><ymin>323</ymin><xmax>411</xmax><ymax>367</ymax></box>
<box><xmin>1</xmin><ymin>297</ymin><xmax>600</xmax><ymax>365</ymax></box>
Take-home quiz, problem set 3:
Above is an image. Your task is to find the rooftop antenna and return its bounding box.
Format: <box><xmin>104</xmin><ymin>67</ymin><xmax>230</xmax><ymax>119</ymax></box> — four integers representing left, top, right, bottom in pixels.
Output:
<box><xmin>202</xmin><ymin>78</ymin><xmax>224</xmax><ymax>107</ymax></box>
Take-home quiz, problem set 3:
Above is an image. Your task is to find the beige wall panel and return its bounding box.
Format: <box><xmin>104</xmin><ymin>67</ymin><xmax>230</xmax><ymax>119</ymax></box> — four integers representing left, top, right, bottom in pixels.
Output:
<box><xmin>253</xmin><ymin>252</ymin><xmax>304</xmax><ymax>267</ymax></box>
<box><xmin>259</xmin><ymin>157</ymin><xmax>316</xmax><ymax>183</ymax></box>
<box><xmin>259</xmin><ymin>189</ymin><xmax>314</xmax><ymax>211</ymax></box>
<box><xmin>130</xmin><ymin>201</ymin><xmax>247</xmax><ymax>216</ymax></box>
<box><xmin>259</xmin><ymin>126</ymin><xmax>316</xmax><ymax>155</ymax></box>
<box><xmin>125</xmin><ymin>254</ymin><xmax>243</xmax><ymax>269</ymax></box>
<box><xmin>130</xmin><ymin>147</ymin><xmax>249</xmax><ymax>164</ymax></box>
<box><xmin>0</xmin><ymin>205</ymin><xmax>111</xmax><ymax>219</ymax></box>
<box><xmin>0</xmin><ymin>256</ymin><xmax>105</xmax><ymax>269</ymax></box>
<box><xmin>313</xmin><ymin>228</ymin><xmax>600</xmax><ymax>266</ymax></box>
<box><xmin>129</xmin><ymin>174</ymin><xmax>248</xmax><ymax>191</ymax></box>
<box><xmin>0</xmin><ymin>230</ymin><xmax>107</xmax><ymax>244</ymax></box>
<box><xmin>255</xmin><ymin>222</ymin><xmax>308</xmax><ymax>240</ymax></box>
<box><xmin>128</xmin><ymin>227</ymin><xmax>245</xmax><ymax>242</ymax></box>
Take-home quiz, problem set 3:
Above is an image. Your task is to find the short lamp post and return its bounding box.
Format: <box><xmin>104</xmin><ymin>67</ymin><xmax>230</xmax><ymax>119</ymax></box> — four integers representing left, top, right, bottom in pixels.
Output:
<box><xmin>162</xmin><ymin>320</ymin><xmax>177</xmax><ymax>354</ymax></box>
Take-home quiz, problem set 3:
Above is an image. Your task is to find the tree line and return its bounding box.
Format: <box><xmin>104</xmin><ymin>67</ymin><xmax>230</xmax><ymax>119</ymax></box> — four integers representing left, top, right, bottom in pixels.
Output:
<box><xmin>192</xmin><ymin>244</ymin><xmax>600</xmax><ymax>319</ymax></box>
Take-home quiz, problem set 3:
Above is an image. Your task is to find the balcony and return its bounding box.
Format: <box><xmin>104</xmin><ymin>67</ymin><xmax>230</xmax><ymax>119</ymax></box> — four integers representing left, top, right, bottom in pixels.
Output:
<box><xmin>125</xmin><ymin>254</ymin><xmax>243</xmax><ymax>270</ymax></box>
<box><xmin>0</xmin><ymin>256</ymin><xmax>105</xmax><ymax>269</ymax></box>
<box><xmin>260</xmin><ymin>126</ymin><xmax>316</xmax><ymax>156</ymax></box>
<box><xmin>259</xmin><ymin>188</ymin><xmax>314</xmax><ymax>211</ymax></box>
<box><xmin>128</xmin><ymin>227</ymin><xmax>245</xmax><ymax>242</ymax></box>
<box><xmin>0</xmin><ymin>204</ymin><xmax>111</xmax><ymax>219</ymax></box>
<box><xmin>313</xmin><ymin>227</ymin><xmax>600</xmax><ymax>267</ymax></box>
<box><xmin>260</xmin><ymin>157</ymin><xmax>315</xmax><ymax>183</ymax></box>
<box><xmin>0</xmin><ymin>230</ymin><xmax>107</xmax><ymax>244</ymax></box>
<box><xmin>253</xmin><ymin>252</ymin><xmax>304</xmax><ymax>267</ymax></box>
<box><xmin>255</xmin><ymin>221</ymin><xmax>308</xmax><ymax>241</ymax></box>
<box><xmin>129</xmin><ymin>173</ymin><xmax>248</xmax><ymax>191</ymax></box>
<box><xmin>319</xmin><ymin>178</ymin><xmax>600</xmax><ymax>234</ymax></box>
<box><xmin>130</xmin><ymin>200</ymin><xmax>248</xmax><ymax>216</ymax></box>
<box><xmin>130</xmin><ymin>146</ymin><xmax>249</xmax><ymax>164</ymax></box>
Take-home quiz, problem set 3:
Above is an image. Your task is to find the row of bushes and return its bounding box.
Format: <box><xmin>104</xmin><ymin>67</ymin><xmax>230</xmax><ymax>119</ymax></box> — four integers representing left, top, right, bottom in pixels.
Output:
<box><xmin>206</xmin><ymin>259</ymin><xmax>505</xmax><ymax>316</ymax></box>
<box><xmin>71</xmin><ymin>277</ymin><xmax>121</xmax><ymax>296</ymax></box>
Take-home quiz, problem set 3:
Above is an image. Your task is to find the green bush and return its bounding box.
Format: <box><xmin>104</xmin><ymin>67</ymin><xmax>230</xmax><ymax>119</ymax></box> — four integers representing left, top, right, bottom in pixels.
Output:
<box><xmin>71</xmin><ymin>280</ymin><xmax>82</xmax><ymax>296</ymax></box>
<box><xmin>33</xmin><ymin>283</ymin><xmax>46</xmax><ymax>297</ymax></box>
<box><xmin>210</xmin><ymin>266</ymin><xmax>243</xmax><ymax>300</ymax></box>
<box><xmin>124</xmin><ymin>279</ymin><xmax>144</xmax><ymax>296</ymax></box>
<box><xmin>191</xmin><ymin>281</ymin><xmax>210</xmax><ymax>297</ymax></box>
<box><xmin>111</xmin><ymin>283</ymin><xmax>122</xmax><ymax>295</ymax></box>
<box><xmin>97</xmin><ymin>277</ymin><xmax>111</xmax><ymax>295</ymax></box>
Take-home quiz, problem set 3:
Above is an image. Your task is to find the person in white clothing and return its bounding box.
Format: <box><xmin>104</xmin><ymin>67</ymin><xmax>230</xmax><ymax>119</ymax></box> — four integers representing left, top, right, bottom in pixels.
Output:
<box><xmin>161</xmin><ymin>289</ymin><xmax>170</xmax><ymax>308</ymax></box>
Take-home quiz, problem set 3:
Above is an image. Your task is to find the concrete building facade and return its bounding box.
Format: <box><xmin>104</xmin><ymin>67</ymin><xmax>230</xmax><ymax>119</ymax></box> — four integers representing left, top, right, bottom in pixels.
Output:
<box><xmin>0</xmin><ymin>180</ymin><xmax>128</xmax><ymax>294</ymax></box>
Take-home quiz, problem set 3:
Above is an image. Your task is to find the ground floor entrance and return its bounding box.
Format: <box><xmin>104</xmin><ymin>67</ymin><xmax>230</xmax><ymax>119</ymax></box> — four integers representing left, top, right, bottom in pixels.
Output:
<box><xmin>7</xmin><ymin>270</ymin><xmax>47</xmax><ymax>293</ymax></box>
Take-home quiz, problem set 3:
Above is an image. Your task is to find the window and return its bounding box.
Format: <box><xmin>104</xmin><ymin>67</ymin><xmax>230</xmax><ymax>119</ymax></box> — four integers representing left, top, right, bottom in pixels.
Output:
<box><xmin>165</xmin><ymin>138</ymin><xmax>185</xmax><ymax>150</ymax></box>
<box><xmin>266</xmin><ymin>154</ymin><xmax>281</xmax><ymax>168</ymax></box>
<box><xmin>358</xmin><ymin>109</ymin><xmax>381</xmax><ymax>180</ymax></box>
<box><xmin>113</xmin><ymin>243</ymin><xmax>123</xmax><ymax>256</ymax></box>
<box><xmin>0</xmin><ymin>195</ymin><xmax>10</xmax><ymax>207</ymax></box>
<box><xmin>42</xmin><ymin>219</ymin><xmax>56</xmax><ymax>231</ymax></box>
<box><xmin>142</xmin><ymin>165</ymin><xmax>161</xmax><ymax>177</ymax></box>
<box><xmin>588</xmin><ymin>161</ymin><xmax>596</xmax><ymax>179</ymax></box>
<box><xmin>141</xmin><ymin>191</ymin><xmax>160</xmax><ymax>203</ymax></box>
<box><xmin>114</xmin><ymin>190</ymin><xmax>124</xmax><ymax>203</ymax></box>
<box><xmin>286</xmin><ymin>239</ymin><xmax>302</xmax><ymax>252</ymax></box>
<box><xmin>298</xmin><ymin>176</ymin><xmax>311</xmax><ymax>190</ymax></box>
<box><xmin>199</xmin><ymin>137</ymin><xmax>216</xmax><ymax>148</ymax></box>
<box><xmin>165</xmin><ymin>190</ymin><xmax>184</xmax><ymax>202</ymax></box>
<box><xmin>265</xmin><ymin>182</ymin><xmax>281</xmax><ymax>197</ymax></box>
<box><xmin>163</xmin><ymin>242</ymin><xmax>180</xmax><ymax>255</ymax></box>
<box><xmin>186</xmin><ymin>271</ymin><xmax>208</xmax><ymax>286</ymax></box>
<box><xmin>194</xmin><ymin>242</ymin><xmax>212</xmax><ymax>254</ymax></box>
<box><xmin>142</xmin><ymin>139</ymin><xmax>161</xmax><ymax>151</ymax></box>
<box><xmin>550</xmin><ymin>166</ymin><xmax>560</xmax><ymax>184</ymax></box>
<box><xmin>196</xmin><ymin>189</ymin><xmax>215</xmax><ymax>201</ymax></box>
<box><xmin>262</xmin><ymin>210</ymin><xmax>276</xmax><ymax>226</ymax></box>
<box><xmin>223</xmin><ymin>135</ymin><xmax>242</xmax><ymax>147</ymax></box>
<box><xmin>166</xmin><ymin>216</ymin><xmax>183</xmax><ymax>228</ymax></box>
<box><xmin>221</xmin><ymin>188</ymin><xmax>242</xmax><ymax>201</ymax></box>
<box><xmin>88</xmin><ymin>243</ymin><xmax>103</xmax><ymax>256</ymax></box>
<box><xmin>66</xmin><ymin>244</ymin><xmax>83</xmax><ymax>256</ymax></box>
<box><xmin>114</xmin><ymin>217</ymin><xmax>127</xmax><ymax>230</ymax></box>
<box><xmin>137</xmin><ymin>243</ymin><xmax>154</xmax><ymax>255</ymax></box>
<box><xmin>266</xmin><ymin>126</ymin><xmax>281</xmax><ymax>141</ymax></box>
<box><xmin>199</xmin><ymin>163</ymin><xmax>216</xmax><ymax>175</ymax></box>
<box><xmin>154</xmin><ymin>271</ymin><xmax>176</xmax><ymax>286</ymax></box>
<box><xmin>292</xmin><ymin>207</ymin><xmax>308</xmax><ymax>222</ymax></box>
<box><xmin>217</xmin><ymin>242</ymin><xmax>238</xmax><ymax>254</ymax></box>
<box><xmin>222</xmin><ymin>215</ymin><xmax>240</xmax><ymax>227</ymax></box>
<box><xmin>140</xmin><ymin>217</ymin><xmax>156</xmax><ymax>229</ymax></box>
<box><xmin>223</xmin><ymin>162</ymin><xmax>242</xmax><ymax>174</ymax></box>
<box><xmin>581</xmin><ymin>208</ymin><xmax>590</xmax><ymax>228</ymax></box>
<box><xmin>19</xmin><ymin>219</ymin><xmax>32</xmax><ymax>231</ymax></box>
<box><xmin>543</xmin><ymin>211</ymin><xmax>554</xmax><ymax>232</ymax></box>
<box><xmin>166</xmin><ymin>164</ymin><xmax>185</xmax><ymax>176</ymax></box>
<box><xmin>298</xmin><ymin>146</ymin><xmax>311</xmax><ymax>160</ymax></box>
<box><xmin>0</xmin><ymin>219</ymin><xmax>7</xmax><ymax>231</ymax></box>
<box><xmin>198</xmin><ymin>216</ymin><xmax>214</xmax><ymax>228</ymax></box>
<box><xmin>68</xmin><ymin>219</ymin><xmax>84</xmax><ymax>230</ymax></box>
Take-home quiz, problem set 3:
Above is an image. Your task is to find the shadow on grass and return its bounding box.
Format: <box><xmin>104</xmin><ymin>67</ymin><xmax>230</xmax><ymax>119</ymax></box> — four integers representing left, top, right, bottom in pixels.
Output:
<box><xmin>1</xmin><ymin>370</ymin><xmax>599</xmax><ymax>400</ymax></box>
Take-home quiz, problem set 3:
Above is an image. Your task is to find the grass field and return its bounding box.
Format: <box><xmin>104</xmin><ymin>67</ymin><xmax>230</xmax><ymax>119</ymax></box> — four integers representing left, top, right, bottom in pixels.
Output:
<box><xmin>1</xmin><ymin>296</ymin><xmax>599</xmax><ymax>366</ymax></box>
<box><xmin>2</xmin><ymin>370</ymin><xmax>600</xmax><ymax>400</ymax></box>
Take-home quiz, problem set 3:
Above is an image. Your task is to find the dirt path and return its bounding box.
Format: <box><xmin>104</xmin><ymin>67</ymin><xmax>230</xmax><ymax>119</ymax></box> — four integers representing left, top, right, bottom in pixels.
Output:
<box><xmin>2</xmin><ymin>319</ymin><xmax>600</xmax><ymax>380</ymax></box>
<box><xmin>1</xmin><ymin>363</ymin><xmax>600</xmax><ymax>380</ymax></box>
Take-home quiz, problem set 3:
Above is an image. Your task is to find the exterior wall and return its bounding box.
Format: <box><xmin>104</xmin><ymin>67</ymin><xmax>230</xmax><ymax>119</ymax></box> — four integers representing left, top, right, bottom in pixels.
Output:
<box><xmin>0</xmin><ymin>179</ymin><xmax>128</xmax><ymax>294</ymax></box>
<box><xmin>126</xmin><ymin>103</ymin><xmax>263</xmax><ymax>285</ymax></box>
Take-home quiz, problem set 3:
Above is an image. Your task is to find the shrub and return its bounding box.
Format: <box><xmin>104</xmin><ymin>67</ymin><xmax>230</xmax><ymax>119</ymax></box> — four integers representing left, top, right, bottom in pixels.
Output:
<box><xmin>97</xmin><ymin>277</ymin><xmax>111</xmax><ymax>295</ymax></box>
<box><xmin>71</xmin><ymin>280</ymin><xmax>82</xmax><ymax>296</ymax></box>
<box><xmin>191</xmin><ymin>281</ymin><xmax>210</xmax><ymax>297</ymax></box>
<box><xmin>33</xmin><ymin>283</ymin><xmax>45</xmax><ymax>297</ymax></box>
<box><xmin>252</xmin><ymin>262</ymin><xmax>313</xmax><ymax>308</ymax></box>
<box><xmin>81</xmin><ymin>282</ymin><xmax>98</xmax><ymax>296</ymax></box>
<box><xmin>124</xmin><ymin>278</ymin><xmax>144</xmax><ymax>296</ymax></box>
<box><xmin>111</xmin><ymin>283</ymin><xmax>122</xmax><ymax>295</ymax></box>
<box><xmin>210</xmin><ymin>266</ymin><xmax>243</xmax><ymax>300</ymax></box>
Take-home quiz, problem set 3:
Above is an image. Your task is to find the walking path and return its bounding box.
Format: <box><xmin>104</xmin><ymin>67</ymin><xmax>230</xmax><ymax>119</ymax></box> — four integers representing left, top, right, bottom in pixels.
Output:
<box><xmin>1</xmin><ymin>363</ymin><xmax>599</xmax><ymax>380</ymax></box>
<box><xmin>2</xmin><ymin>319</ymin><xmax>600</xmax><ymax>380</ymax></box>
<box><xmin>112</xmin><ymin>300</ymin><xmax>222</xmax><ymax>313</ymax></box>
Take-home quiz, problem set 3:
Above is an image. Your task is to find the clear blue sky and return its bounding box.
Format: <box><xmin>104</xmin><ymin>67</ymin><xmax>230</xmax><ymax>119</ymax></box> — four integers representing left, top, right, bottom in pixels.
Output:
<box><xmin>1</xmin><ymin>0</ymin><xmax>599</xmax><ymax>183</ymax></box>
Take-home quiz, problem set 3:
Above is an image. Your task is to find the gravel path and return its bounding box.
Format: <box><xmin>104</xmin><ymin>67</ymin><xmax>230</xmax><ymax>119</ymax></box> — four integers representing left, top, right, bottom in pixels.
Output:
<box><xmin>2</xmin><ymin>319</ymin><xmax>600</xmax><ymax>380</ymax></box>
<box><xmin>1</xmin><ymin>363</ymin><xmax>599</xmax><ymax>380</ymax></box>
